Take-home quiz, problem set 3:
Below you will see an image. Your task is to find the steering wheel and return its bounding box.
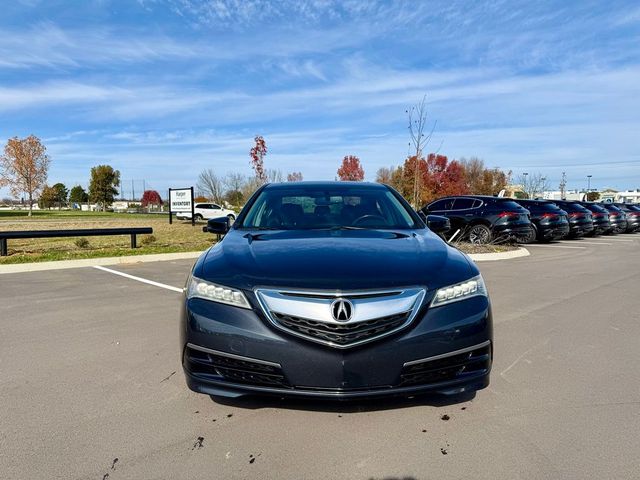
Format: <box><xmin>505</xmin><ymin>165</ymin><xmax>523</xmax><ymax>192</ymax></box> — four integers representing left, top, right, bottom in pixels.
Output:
<box><xmin>352</xmin><ymin>214</ymin><xmax>387</xmax><ymax>227</ymax></box>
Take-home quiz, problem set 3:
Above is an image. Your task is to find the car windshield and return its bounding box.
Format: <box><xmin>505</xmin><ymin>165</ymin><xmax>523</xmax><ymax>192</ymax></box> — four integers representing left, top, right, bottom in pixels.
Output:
<box><xmin>239</xmin><ymin>185</ymin><xmax>420</xmax><ymax>230</ymax></box>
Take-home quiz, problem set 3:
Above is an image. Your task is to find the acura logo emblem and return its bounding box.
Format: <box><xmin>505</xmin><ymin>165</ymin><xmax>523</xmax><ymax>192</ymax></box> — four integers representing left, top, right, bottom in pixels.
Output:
<box><xmin>331</xmin><ymin>298</ymin><xmax>353</xmax><ymax>322</ymax></box>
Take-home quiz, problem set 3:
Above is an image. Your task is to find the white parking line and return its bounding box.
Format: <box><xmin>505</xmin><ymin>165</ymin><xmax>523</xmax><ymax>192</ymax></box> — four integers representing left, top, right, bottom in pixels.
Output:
<box><xmin>526</xmin><ymin>244</ymin><xmax>586</xmax><ymax>249</ymax></box>
<box><xmin>594</xmin><ymin>238</ymin><xmax>634</xmax><ymax>242</ymax></box>
<box><xmin>93</xmin><ymin>265</ymin><xmax>184</xmax><ymax>293</ymax></box>
<box><xmin>558</xmin><ymin>241</ymin><xmax>612</xmax><ymax>245</ymax></box>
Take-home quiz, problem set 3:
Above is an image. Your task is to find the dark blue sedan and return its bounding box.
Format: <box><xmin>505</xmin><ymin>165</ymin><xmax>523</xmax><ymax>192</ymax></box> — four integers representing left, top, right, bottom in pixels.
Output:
<box><xmin>181</xmin><ymin>182</ymin><xmax>492</xmax><ymax>400</ymax></box>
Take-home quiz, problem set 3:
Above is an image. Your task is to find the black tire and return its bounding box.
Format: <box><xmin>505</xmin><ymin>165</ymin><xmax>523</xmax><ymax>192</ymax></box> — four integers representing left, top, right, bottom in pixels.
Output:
<box><xmin>194</xmin><ymin>214</ymin><xmax>203</xmax><ymax>221</ymax></box>
<box><xmin>227</xmin><ymin>214</ymin><xmax>235</xmax><ymax>223</ymax></box>
<box><xmin>468</xmin><ymin>224</ymin><xmax>492</xmax><ymax>244</ymax></box>
<box><xmin>522</xmin><ymin>224</ymin><xmax>538</xmax><ymax>244</ymax></box>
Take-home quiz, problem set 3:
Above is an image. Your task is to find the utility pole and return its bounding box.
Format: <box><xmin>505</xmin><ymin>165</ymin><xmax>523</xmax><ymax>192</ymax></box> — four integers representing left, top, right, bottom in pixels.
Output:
<box><xmin>587</xmin><ymin>175</ymin><xmax>592</xmax><ymax>192</ymax></box>
<box><xmin>559</xmin><ymin>172</ymin><xmax>567</xmax><ymax>200</ymax></box>
<box><xmin>131</xmin><ymin>179</ymin><xmax>135</xmax><ymax>202</ymax></box>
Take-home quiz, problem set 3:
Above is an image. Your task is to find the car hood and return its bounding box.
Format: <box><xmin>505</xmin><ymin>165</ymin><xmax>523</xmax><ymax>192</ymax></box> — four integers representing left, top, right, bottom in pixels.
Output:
<box><xmin>195</xmin><ymin>228</ymin><xmax>476</xmax><ymax>292</ymax></box>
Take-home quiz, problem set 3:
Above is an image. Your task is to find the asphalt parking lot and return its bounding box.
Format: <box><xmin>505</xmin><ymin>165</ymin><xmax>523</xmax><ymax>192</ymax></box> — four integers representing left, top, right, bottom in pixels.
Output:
<box><xmin>1</xmin><ymin>236</ymin><xmax>639</xmax><ymax>480</ymax></box>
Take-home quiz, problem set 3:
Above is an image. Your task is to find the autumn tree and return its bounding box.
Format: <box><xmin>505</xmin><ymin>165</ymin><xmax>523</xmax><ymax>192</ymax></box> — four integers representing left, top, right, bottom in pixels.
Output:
<box><xmin>249</xmin><ymin>135</ymin><xmax>267</xmax><ymax>183</ymax></box>
<box><xmin>141</xmin><ymin>190</ymin><xmax>162</xmax><ymax>208</ymax></box>
<box><xmin>393</xmin><ymin>154</ymin><xmax>468</xmax><ymax>206</ymax></box>
<box><xmin>38</xmin><ymin>185</ymin><xmax>58</xmax><ymax>209</ymax></box>
<box><xmin>0</xmin><ymin>135</ymin><xmax>51</xmax><ymax>216</ymax></box>
<box><xmin>89</xmin><ymin>165</ymin><xmax>120</xmax><ymax>211</ymax></box>
<box><xmin>375</xmin><ymin>167</ymin><xmax>393</xmax><ymax>185</ymax></box>
<box><xmin>69</xmin><ymin>185</ymin><xmax>89</xmax><ymax>204</ymax></box>
<box><xmin>337</xmin><ymin>155</ymin><xmax>364</xmax><ymax>181</ymax></box>
<box><xmin>197</xmin><ymin>169</ymin><xmax>223</xmax><ymax>203</ymax></box>
<box><xmin>287</xmin><ymin>171</ymin><xmax>303</xmax><ymax>182</ymax></box>
<box><xmin>424</xmin><ymin>154</ymin><xmax>468</xmax><ymax>200</ymax></box>
<box><xmin>586</xmin><ymin>191</ymin><xmax>600</xmax><ymax>201</ymax></box>
<box><xmin>459</xmin><ymin>157</ymin><xmax>509</xmax><ymax>196</ymax></box>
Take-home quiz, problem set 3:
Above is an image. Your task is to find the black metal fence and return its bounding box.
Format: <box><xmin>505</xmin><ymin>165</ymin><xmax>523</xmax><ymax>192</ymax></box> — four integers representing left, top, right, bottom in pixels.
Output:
<box><xmin>0</xmin><ymin>227</ymin><xmax>153</xmax><ymax>256</ymax></box>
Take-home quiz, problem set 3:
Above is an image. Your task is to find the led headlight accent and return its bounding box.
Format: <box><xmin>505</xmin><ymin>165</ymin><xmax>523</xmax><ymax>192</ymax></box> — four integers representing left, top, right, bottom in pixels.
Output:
<box><xmin>430</xmin><ymin>275</ymin><xmax>487</xmax><ymax>307</ymax></box>
<box><xmin>187</xmin><ymin>276</ymin><xmax>251</xmax><ymax>309</ymax></box>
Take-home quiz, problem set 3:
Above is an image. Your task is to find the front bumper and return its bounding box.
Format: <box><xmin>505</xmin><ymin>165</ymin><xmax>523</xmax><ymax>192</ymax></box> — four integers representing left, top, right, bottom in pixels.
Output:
<box><xmin>181</xmin><ymin>295</ymin><xmax>492</xmax><ymax>399</ymax></box>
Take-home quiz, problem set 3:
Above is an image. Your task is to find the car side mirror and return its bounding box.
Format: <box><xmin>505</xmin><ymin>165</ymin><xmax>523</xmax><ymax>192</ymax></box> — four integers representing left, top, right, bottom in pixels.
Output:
<box><xmin>426</xmin><ymin>215</ymin><xmax>450</xmax><ymax>234</ymax></box>
<box><xmin>203</xmin><ymin>217</ymin><xmax>230</xmax><ymax>235</ymax></box>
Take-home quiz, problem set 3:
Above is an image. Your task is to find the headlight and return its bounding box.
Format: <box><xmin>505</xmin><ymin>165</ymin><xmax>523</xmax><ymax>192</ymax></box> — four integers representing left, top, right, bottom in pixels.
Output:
<box><xmin>186</xmin><ymin>276</ymin><xmax>251</xmax><ymax>309</ymax></box>
<box><xmin>430</xmin><ymin>275</ymin><xmax>487</xmax><ymax>307</ymax></box>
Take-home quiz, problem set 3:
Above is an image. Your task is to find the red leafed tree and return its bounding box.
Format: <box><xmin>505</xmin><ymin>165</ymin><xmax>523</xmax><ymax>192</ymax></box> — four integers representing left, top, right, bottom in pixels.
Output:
<box><xmin>249</xmin><ymin>135</ymin><xmax>267</xmax><ymax>183</ymax></box>
<box><xmin>141</xmin><ymin>190</ymin><xmax>162</xmax><ymax>207</ymax></box>
<box><xmin>287</xmin><ymin>171</ymin><xmax>303</xmax><ymax>182</ymax></box>
<box><xmin>337</xmin><ymin>155</ymin><xmax>364</xmax><ymax>181</ymax></box>
<box><xmin>424</xmin><ymin>154</ymin><xmax>468</xmax><ymax>198</ymax></box>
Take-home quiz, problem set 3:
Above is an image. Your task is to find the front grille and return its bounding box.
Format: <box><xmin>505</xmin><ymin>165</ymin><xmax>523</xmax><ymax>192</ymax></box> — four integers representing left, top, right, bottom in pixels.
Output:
<box><xmin>255</xmin><ymin>287</ymin><xmax>426</xmax><ymax>348</ymax></box>
<box><xmin>400</xmin><ymin>342</ymin><xmax>491</xmax><ymax>387</ymax></box>
<box><xmin>272</xmin><ymin>311</ymin><xmax>410</xmax><ymax>346</ymax></box>
<box><xmin>185</xmin><ymin>345</ymin><xmax>290</xmax><ymax>388</ymax></box>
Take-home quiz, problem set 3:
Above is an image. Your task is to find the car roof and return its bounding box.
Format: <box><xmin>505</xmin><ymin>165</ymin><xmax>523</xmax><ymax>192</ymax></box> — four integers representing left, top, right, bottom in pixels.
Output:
<box><xmin>431</xmin><ymin>195</ymin><xmax>516</xmax><ymax>201</ymax></box>
<box><xmin>263</xmin><ymin>181</ymin><xmax>385</xmax><ymax>190</ymax></box>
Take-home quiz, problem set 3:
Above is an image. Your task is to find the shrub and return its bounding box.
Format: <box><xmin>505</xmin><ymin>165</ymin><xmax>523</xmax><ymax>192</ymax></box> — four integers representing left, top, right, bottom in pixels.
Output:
<box><xmin>74</xmin><ymin>238</ymin><xmax>90</xmax><ymax>248</ymax></box>
<box><xmin>141</xmin><ymin>234</ymin><xmax>157</xmax><ymax>245</ymax></box>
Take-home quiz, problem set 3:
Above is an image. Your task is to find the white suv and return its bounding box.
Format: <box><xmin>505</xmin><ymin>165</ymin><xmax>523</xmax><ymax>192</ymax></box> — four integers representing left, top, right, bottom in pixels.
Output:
<box><xmin>176</xmin><ymin>203</ymin><xmax>236</xmax><ymax>222</ymax></box>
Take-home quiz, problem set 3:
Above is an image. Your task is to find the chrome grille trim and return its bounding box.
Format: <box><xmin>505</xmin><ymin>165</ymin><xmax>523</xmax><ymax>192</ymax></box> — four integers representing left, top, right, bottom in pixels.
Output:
<box><xmin>254</xmin><ymin>286</ymin><xmax>426</xmax><ymax>348</ymax></box>
<box><xmin>186</xmin><ymin>343</ymin><xmax>282</xmax><ymax>368</ymax></box>
<box><xmin>403</xmin><ymin>340</ymin><xmax>491</xmax><ymax>366</ymax></box>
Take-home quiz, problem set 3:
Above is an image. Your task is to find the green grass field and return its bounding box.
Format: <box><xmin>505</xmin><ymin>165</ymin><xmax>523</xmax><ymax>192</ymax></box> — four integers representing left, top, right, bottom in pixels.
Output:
<box><xmin>0</xmin><ymin>210</ymin><xmax>214</xmax><ymax>264</ymax></box>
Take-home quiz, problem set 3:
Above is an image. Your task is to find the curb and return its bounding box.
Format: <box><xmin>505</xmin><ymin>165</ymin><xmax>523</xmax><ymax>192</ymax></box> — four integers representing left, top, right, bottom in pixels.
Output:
<box><xmin>0</xmin><ymin>251</ymin><xmax>204</xmax><ymax>274</ymax></box>
<box><xmin>467</xmin><ymin>247</ymin><xmax>530</xmax><ymax>262</ymax></box>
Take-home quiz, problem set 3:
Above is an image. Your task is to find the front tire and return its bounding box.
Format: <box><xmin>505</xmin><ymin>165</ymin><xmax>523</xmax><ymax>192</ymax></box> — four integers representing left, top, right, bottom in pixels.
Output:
<box><xmin>468</xmin><ymin>224</ymin><xmax>492</xmax><ymax>244</ymax></box>
<box><xmin>194</xmin><ymin>214</ymin><xmax>203</xmax><ymax>221</ymax></box>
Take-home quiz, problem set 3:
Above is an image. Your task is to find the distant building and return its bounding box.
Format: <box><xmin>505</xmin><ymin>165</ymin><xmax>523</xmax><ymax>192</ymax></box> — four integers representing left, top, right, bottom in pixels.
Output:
<box><xmin>603</xmin><ymin>190</ymin><xmax>640</xmax><ymax>204</ymax></box>
<box><xmin>542</xmin><ymin>190</ymin><xmax>585</xmax><ymax>201</ymax></box>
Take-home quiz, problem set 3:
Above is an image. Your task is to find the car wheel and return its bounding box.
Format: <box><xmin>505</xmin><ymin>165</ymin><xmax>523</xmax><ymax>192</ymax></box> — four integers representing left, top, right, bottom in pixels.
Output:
<box><xmin>522</xmin><ymin>224</ymin><xmax>538</xmax><ymax>244</ymax></box>
<box><xmin>194</xmin><ymin>214</ymin><xmax>203</xmax><ymax>221</ymax></box>
<box><xmin>468</xmin><ymin>224</ymin><xmax>492</xmax><ymax>244</ymax></box>
<box><xmin>227</xmin><ymin>214</ymin><xmax>235</xmax><ymax>223</ymax></box>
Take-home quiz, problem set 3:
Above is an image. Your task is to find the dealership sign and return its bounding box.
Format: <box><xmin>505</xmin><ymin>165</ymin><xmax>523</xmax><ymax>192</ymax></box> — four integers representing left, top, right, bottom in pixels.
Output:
<box><xmin>168</xmin><ymin>187</ymin><xmax>195</xmax><ymax>225</ymax></box>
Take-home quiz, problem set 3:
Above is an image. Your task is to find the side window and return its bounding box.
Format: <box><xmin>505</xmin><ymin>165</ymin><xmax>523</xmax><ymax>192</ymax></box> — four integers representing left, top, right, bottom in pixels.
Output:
<box><xmin>195</xmin><ymin>203</ymin><xmax>205</xmax><ymax>209</ymax></box>
<box><xmin>452</xmin><ymin>198</ymin><xmax>476</xmax><ymax>210</ymax></box>
<box><xmin>211</xmin><ymin>204</ymin><xmax>221</xmax><ymax>210</ymax></box>
<box><xmin>428</xmin><ymin>198</ymin><xmax>454</xmax><ymax>211</ymax></box>
<box><xmin>473</xmin><ymin>199</ymin><xmax>483</xmax><ymax>208</ymax></box>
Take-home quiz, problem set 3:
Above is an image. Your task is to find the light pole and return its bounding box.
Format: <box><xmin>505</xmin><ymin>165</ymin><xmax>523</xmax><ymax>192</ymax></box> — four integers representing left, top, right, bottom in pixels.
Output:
<box><xmin>523</xmin><ymin>172</ymin><xmax>529</xmax><ymax>198</ymax></box>
<box><xmin>587</xmin><ymin>175</ymin><xmax>592</xmax><ymax>192</ymax></box>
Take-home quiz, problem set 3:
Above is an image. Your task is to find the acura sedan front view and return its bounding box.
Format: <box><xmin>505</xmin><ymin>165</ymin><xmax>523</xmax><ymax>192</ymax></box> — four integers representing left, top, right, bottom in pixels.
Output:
<box><xmin>180</xmin><ymin>182</ymin><xmax>492</xmax><ymax>400</ymax></box>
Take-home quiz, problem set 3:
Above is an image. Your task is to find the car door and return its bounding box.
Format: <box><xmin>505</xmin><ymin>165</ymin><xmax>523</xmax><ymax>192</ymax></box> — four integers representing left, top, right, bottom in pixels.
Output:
<box><xmin>447</xmin><ymin>198</ymin><xmax>479</xmax><ymax>232</ymax></box>
<box><xmin>424</xmin><ymin>198</ymin><xmax>455</xmax><ymax>215</ymax></box>
<box><xmin>206</xmin><ymin>204</ymin><xmax>223</xmax><ymax>219</ymax></box>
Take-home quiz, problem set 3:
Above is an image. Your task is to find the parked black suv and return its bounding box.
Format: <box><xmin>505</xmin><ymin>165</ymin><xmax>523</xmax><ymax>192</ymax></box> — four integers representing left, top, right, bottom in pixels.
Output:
<box><xmin>547</xmin><ymin>200</ymin><xmax>594</xmax><ymax>238</ymax></box>
<box><xmin>600</xmin><ymin>203</ymin><xmax>628</xmax><ymax>233</ymax></box>
<box><xmin>578</xmin><ymin>202</ymin><xmax>611</xmax><ymax>235</ymax></box>
<box><xmin>421</xmin><ymin>196</ymin><xmax>533</xmax><ymax>244</ymax></box>
<box><xmin>613</xmin><ymin>203</ymin><xmax>640</xmax><ymax>232</ymax></box>
<box><xmin>512</xmin><ymin>199</ymin><xmax>570</xmax><ymax>242</ymax></box>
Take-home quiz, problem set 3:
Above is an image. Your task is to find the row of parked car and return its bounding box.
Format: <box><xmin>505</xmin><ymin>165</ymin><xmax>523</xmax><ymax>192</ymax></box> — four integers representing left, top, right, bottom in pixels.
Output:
<box><xmin>420</xmin><ymin>195</ymin><xmax>640</xmax><ymax>244</ymax></box>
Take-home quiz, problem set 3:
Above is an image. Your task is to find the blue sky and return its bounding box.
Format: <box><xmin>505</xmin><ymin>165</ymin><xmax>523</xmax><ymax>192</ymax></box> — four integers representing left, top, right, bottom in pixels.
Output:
<box><xmin>1</xmin><ymin>0</ymin><xmax>639</xmax><ymax>198</ymax></box>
